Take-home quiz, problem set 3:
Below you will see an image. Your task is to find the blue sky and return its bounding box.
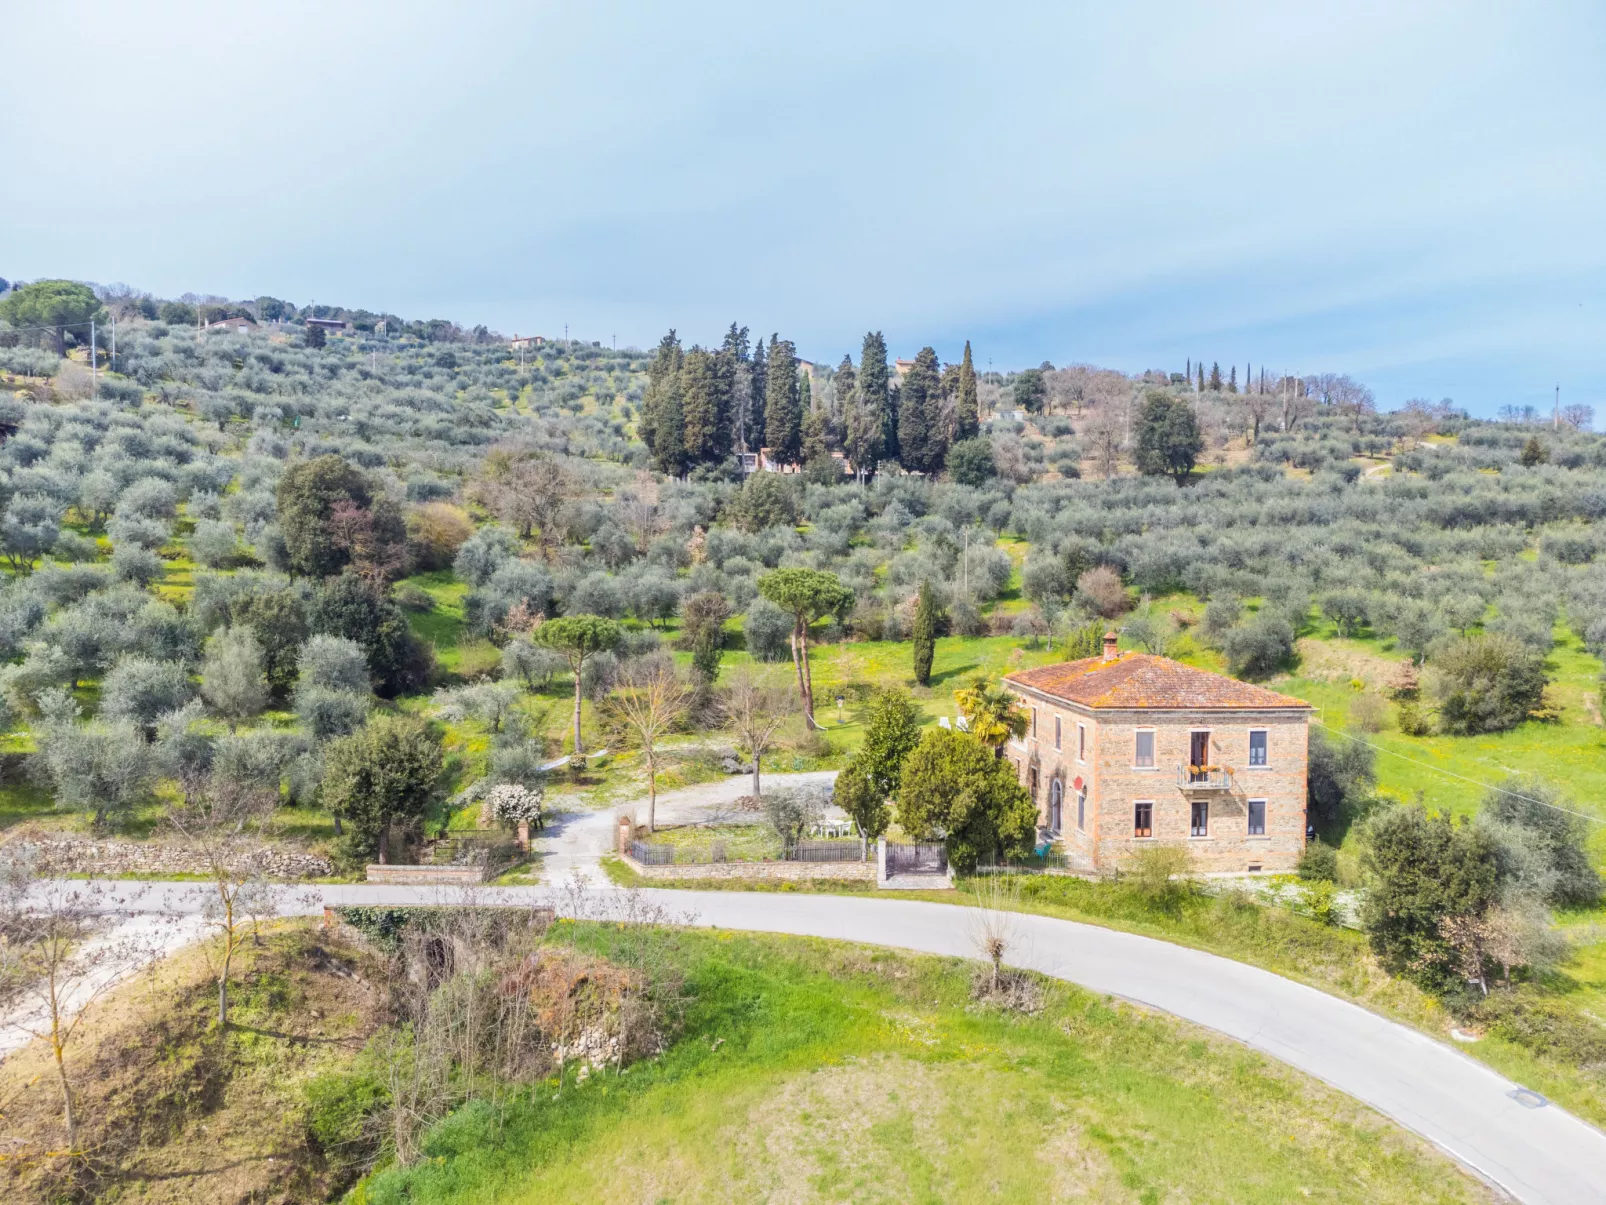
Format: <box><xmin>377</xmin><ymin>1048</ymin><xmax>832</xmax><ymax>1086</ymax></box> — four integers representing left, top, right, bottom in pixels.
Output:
<box><xmin>3</xmin><ymin>2</ymin><xmax>1603</xmax><ymax>416</ymax></box>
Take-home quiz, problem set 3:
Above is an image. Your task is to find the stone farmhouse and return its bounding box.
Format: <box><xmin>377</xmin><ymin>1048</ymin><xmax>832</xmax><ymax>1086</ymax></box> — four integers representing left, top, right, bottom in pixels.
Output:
<box><xmin>1002</xmin><ymin>634</ymin><xmax>1312</xmax><ymax>873</ymax></box>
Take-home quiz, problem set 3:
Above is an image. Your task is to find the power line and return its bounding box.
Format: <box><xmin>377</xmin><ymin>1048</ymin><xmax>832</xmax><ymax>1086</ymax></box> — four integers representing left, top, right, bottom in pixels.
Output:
<box><xmin>0</xmin><ymin>319</ymin><xmax>101</xmax><ymax>336</ymax></box>
<box><xmin>1309</xmin><ymin>718</ymin><xmax>1604</xmax><ymax>826</ymax></box>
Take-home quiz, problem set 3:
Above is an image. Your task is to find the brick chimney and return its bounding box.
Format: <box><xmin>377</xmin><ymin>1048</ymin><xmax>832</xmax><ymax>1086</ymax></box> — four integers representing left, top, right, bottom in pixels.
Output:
<box><xmin>1103</xmin><ymin>631</ymin><xmax>1119</xmax><ymax>662</ymax></box>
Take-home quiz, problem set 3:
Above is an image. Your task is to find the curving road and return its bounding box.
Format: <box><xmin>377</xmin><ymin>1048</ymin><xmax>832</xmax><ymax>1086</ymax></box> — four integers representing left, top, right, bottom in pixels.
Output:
<box><xmin>43</xmin><ymin>877</ymin><xmax>1606</xmax><ymax>1205</ymax></box>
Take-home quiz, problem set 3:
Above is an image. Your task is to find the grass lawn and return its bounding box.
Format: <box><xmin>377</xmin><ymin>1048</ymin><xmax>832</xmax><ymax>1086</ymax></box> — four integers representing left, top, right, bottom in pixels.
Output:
<box><xmin>640</xmin><ymin>822</ymin><xmax>781</xmax><ymax>863</ymax></box>
<box><xmin>1271</xmin><ymin>620</ymin><xmax>1606</xmax><ymax>858</ymax></box>
<box><xmin>356</xmin><ymin>924</ymin><xmax>1496</xmax><ymax>1205</ymax></box>
<box><xmin>398</xmin><ymin>569</ymin><xmax>501</xmax><ymax>678</ymax></box>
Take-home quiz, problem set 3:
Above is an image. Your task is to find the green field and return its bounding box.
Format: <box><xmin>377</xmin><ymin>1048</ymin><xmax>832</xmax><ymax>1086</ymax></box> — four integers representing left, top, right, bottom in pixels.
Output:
<box><xmin>355</xmin><ymin>924</ymin><xmax>1497</xmax><ymax>1205</ymax></box>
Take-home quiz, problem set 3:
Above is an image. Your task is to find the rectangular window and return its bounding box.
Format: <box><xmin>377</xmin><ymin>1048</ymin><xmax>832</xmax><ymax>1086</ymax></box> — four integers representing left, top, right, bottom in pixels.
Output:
<box><xmin>1191</xmin><ymin>800</ymin><xmax>1209</xmax><ymax>837</ymax></box>
<box><xmin>1031</xmin><ymin>708</ymin><xmax>1038</xmax><ymax>739</ymax></box>
<box><xmin>1249</xmin><ymin>729</ymin><xmax>1268</xmax><ymax>767</ymax></box>
<box><xmin>1133</xmin><ymin>801</ymin><xmax>1153</xmax><ymax>838</ymax></box>
<box><xmin>1054</xmin><ymin>715</ymin><xmax>1062</xmax><ymax>751</ymax></box>
<box><xmin>1134</xmin><ymin>729</ymin><xmax>1155</xmax><ymax>768</ymax></box>
<box><xmin>1077</xmin><ymin>723</ymin><xmax>1086</xmax><ymax>761</ymax></box>
<box><xmin>1077</xmin><ymin>787</ymin><xmax>1086</xmax><ymax>832</ymax></box>
<box><xmin>1247</xmin><ymin>799</ymin><xmax>1266</xmax><ymax>836</ymax></box>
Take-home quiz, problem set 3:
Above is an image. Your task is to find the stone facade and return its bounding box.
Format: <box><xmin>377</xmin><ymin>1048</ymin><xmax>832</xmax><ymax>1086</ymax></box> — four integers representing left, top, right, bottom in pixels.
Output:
<box><xmin>1005</xmin><ymin>685</ymin><xmax>1310</xmax><ymax>875</ymax></box>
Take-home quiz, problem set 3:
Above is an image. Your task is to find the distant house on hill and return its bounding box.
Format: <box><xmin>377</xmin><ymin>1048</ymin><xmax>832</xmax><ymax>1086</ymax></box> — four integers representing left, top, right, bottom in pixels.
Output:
<box><xmin>203</xmin><ymin>316</ymin><xmax>257</xmax><ymax>334</ymax></box>
<box><xmin>1002</xmin><ymin>635</ymin><xmax>1312</xmax><ymax>873</ymax></box>
<box><xmin>894</xmin><ymin>358</ymin><xmax>915</xmax><ymax>379</ymax></box>
<box><xmin>510</xmin><ymin>334</ymin><xmax>545</xmax><ymax>351</ymax></box>
<box><xmin>305</xmin><ymin>317</ymin><xmax>353</xmax><ymax>335</ymax></box>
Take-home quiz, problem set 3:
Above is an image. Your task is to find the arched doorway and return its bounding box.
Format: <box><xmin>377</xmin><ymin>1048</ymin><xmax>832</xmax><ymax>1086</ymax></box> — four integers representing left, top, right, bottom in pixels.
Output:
<box><xmin>1048</xmin><ymin>776</ymin><xmax>1063</xmax><ymax>835</ymax></box>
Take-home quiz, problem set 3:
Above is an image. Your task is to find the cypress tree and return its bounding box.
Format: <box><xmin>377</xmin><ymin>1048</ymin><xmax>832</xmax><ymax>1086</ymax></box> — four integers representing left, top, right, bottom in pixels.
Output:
<box><xmin>1228</xmin><ymin>364</ymin><xmax>1238</xmax><ymax>393</ymax></box>
<box><xmin>749</xmin><ymin>335</ymin><xmax>767</xmax><ymax>450</ymax></box>
<box><xmin>841</xmin><ymin>348</ymin><xmax>880</xmax><ymax>481</ymax></box>
<box><xmin>898</xmin><ymin>347</ymin><xmax>943</xmax><ymax>473</ymax></box>
<box><xmin>834</xmin><ymin>354</ymin><xmax>857</xmax><ymax>418</ymax></box>
<box><xmin>765</xmin><ymin>336</ymin><xmax>802</xmax><ymax>465</ymax></box>
<box><xmin>679</xmin><ymin>346</ymin><xmax>720</xmax><ymax>466</ymax></box>
<box><xmin>956</xmin><ymin>340</ymin><xmax>980</xmax><ymax>441</ymax></box>
<box><xmin>640</xmin><ymin>330</ymin><xmax>684</xmax><ymax>471</ymax></box>
<box><xmin>1197</xmin><ymin>363</ymin><xmax>1204</xmax><ymax>392</ymax></box>
<box><xmin>1209</xmin><ymin>362</ymin><xmax>1222</xmax><ymax>392</ymax></box>
<box><xmin>860</xmin><ymin>332</ymin><xmax>894</xmax><ymax>464</ymax></box>
<box><xmin>713</xmin><ymin>323</ymin><xmax>746</xmax><ymax>455</ymax></box>
<box><xmin>911</xmin><ymin>580</ymin><xmax>940</xmax><ymax>686</ymax></box>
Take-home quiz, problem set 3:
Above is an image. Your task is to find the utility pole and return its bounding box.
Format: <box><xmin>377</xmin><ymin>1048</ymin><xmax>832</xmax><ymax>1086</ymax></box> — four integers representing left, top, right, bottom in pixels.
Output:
<box><xmin>1555</xmin><ymin>384</ymin><xmax>1560</xmax><ymax>430</ymax></box>
<box><xmin>89</xmin><ymin>317</ymin><xmax>97</xmax><ymax>395</ymax></box>
<box><xmin>564</xmin><ymin>323</ymin><xmax>569</xmax><ymax>351</ymax></box>
<box><xmin>110</xmin><ymin>312</ymin><xmax>116</xmax><ymax>372</ymax></box>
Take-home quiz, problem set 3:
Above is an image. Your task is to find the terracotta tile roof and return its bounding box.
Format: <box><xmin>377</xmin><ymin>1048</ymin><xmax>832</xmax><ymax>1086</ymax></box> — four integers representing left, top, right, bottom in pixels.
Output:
<box><xmin>1003</xmin><ymin>652</ymin><xmax>1310</xmax><ymax>711</ymax></box>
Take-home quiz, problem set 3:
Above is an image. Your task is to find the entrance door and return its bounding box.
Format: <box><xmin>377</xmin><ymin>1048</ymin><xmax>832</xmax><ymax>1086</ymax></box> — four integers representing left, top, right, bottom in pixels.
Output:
<box><xmin>1189</xmin><ymin>731</ymin><xmax>1211</xmax><ymax>781</ymax></box>
<box><xmin>1048</xmin><ymin>778</ymin><xmax>1063</xmax><ymax>834</ymax></box>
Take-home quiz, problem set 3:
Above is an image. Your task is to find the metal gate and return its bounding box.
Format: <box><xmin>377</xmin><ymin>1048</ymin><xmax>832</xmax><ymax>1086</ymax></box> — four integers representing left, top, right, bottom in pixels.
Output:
<box><xmin>885</xmin><ymin>841</ymin><xmax>948</xmax><ymax>875</ymax></box>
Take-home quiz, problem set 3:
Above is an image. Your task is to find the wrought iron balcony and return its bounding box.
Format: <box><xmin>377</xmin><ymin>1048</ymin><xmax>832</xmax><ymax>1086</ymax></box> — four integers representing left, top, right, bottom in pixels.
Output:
<box><xmin>1177</xmin><ymin>765</ymin><xmax>1234</xmax><ymax>791</ymax></box>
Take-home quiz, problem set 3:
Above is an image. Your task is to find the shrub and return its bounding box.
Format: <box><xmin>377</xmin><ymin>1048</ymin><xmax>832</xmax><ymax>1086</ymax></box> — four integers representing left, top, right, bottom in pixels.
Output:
<box><xmin>728</xmin><ymin>471</ymin><xmax>800</xmax><ymax>533</ymax></box>
<box><xmin>487</xmin><ymin>782</ymin><xmax>544</xmax><ymax>825</ymax></box>
<box><xmin>110</xmin><ymin>543</ymin><xmax>164</xmax><ymax>586</ymax></box>
<box><xmin>1221</xmin><ymin>613</ymin><xmax>1294</xmax><ymax>678</ymax></box>
<box><xmin>1474</xmin><ymin>775</ymin><xmax>1601</xmax><ymax>907</ymax></box>
<box><xmin>946</xmin><ymin>437</ymin><xmax>996</xmax><ymax>486</ymax></box>
<box><xmin>743</xmin><ymin>595</ymin><xmax>792</xmax><ymax>662</ymax></box>
<box><xmin>1359</xmin><ymin>805</ymin><xmax>1498</xmax><ymax>991</ymax></box>
<box><xmin>1430</xmin><ymin>632</ymin><xmax>1548</xmax><ymax>735</ymax></box>
<box><xmin>408</xmin><ymin>502</ymin><xmax>474</xmax><ymax>571</ymax></box>
<box><xmin>453</xmin><ymin>524</ymin><xmax>518</xmax><ymax>587</ymax></box>
<box><xmin>895</xmin><ymin>729</ymin><xmax>1036</xmax><ymax>871</ymax></box>
<box><xmin>1349</xmin><ymin>692</ymin><xmax>1388</xmax><ymax>733</ymax></box>
<box><xmin>1074</xmin><ymin>565</ymin><xmax>1128</xmax><ymax>618</ymax></box>
<box><xmin>191</xmin><ymin>518</ymin><xmax>241</xmax><ymax>568</ymax></box>
<box><xmin>1470</xmin><ymin>991</ymin><xmax>1606</xmax><ymax>1065</ymax></box>
<box><xmin>1296</xmin><ymin>879</ymin><xmax>1341</xmax><ymax>926</ymax></box>
<box><xmin>1297</xmin><ymin>840</ymin><xmax>1339</xmax><ymax>883</ymax></box>
<box><xmin>1120</xmin><ymin>845</ymin><xmax>1196</xmax><ymax>914</ymax></box>
<box><xmin>1306</xmin><ymin>727</ymin><xmax>1375</xmax><ymax>829</ymax></box>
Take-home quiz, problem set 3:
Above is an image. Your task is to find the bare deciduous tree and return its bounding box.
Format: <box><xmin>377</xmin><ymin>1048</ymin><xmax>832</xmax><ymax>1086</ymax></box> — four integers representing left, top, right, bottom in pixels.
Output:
<box><xmin>606</xmin><ymin>652</ymin><xmax>693</xmax><ymax>832</ymax></box>
<box><xmin>167</xmin><ymin>775</ymin><xmax>281</xmax><ymax>1027</ymax></box>
<box><xmin>1083</xmin><ymin>408</ymin><xmax>1125</xmax><ymax>479</ymax></box>
<box><xmin>719</xmin><ymin>667</ymin><xmax>793</xmax><ymax>798</ymax></box>
<box><xmin>476</xmin><ymin>446</ymin><xmax>574</xmax><ymax>556</ymax></box>
<box><xmin>967</xmin><ymin>873</ymin><xmax>1022</xmax><ymax>996</ymax></box>
<box><xmin>0</xmin><ymin>858</ymin><xmax>158</xmax><ymax>1151</ymax></box>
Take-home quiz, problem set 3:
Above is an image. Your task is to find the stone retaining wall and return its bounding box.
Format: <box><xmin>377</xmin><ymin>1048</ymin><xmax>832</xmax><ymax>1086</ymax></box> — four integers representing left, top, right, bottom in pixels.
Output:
<box><xmin>619</xmin><ymin>853</ymin><xmax>875</xmax><ymax>883</ymax></box>
<box><xmin>3</xmin><ymin>838</ymin><xmax>332</xmax><ymax>880</ymax></box>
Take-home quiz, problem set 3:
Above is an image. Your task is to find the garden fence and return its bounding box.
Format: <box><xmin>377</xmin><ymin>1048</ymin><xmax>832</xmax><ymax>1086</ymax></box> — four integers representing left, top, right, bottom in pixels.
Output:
<box><xmin>884</xmin><ymin>841</ymin><xmax>948</xmax><ymax>876</ymax></box>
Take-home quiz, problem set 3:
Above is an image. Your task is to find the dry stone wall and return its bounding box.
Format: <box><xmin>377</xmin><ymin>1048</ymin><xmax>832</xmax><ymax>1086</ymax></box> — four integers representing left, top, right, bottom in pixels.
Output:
<box><xmin>2</xmin><ymin>837</ymin><xmax>333</xmax><ymax>880</ymax></box>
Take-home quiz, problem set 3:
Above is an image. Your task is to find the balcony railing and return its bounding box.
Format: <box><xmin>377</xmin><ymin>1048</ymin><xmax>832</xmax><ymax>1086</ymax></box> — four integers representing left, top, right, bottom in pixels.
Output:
<box><xmin>1177</xmin><ymin>765</ymin><xmax>1234</xmax><ymax>791</ymax></box>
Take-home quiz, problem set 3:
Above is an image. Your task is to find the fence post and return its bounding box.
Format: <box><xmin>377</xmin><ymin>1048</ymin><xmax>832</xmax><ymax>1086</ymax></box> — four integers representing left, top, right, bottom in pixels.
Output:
<box><xmin>876</xmin><ymin>837</ymin><xmax>887</xmax><ymax>888</ymax></box>
<box><xmin>517</xmin><ymin>819</ymin><xmax>530</xmax><ymax>851</ymax></box>
<box><xmin>617</xmin><ymin>815</ymin><xmax>633</xmax><ymax>855</ymax></box>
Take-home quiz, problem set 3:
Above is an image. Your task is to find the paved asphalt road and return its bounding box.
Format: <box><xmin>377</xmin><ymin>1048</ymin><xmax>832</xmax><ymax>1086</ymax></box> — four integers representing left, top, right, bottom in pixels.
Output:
<box><xmin>58</xmin><ymin>878</ymin><xmax>1606</xmax><ymax>1205</ymax></box>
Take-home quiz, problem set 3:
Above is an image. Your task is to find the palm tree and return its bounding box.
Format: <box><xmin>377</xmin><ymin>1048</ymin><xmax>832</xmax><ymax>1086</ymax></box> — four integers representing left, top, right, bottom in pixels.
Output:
<box><xmin>953</xmin><ymin>677</ymin><xmax>1027</xmax><ymax>754</ymax></box>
